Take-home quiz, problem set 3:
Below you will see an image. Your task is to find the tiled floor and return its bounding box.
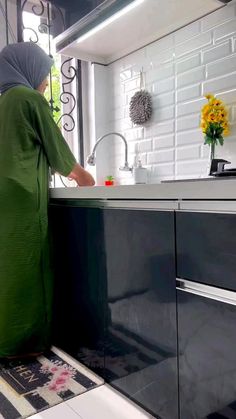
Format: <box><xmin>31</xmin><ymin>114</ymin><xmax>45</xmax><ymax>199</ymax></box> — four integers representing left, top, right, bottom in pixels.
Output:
<box><xmin>31</xmin><ymin>384</ymin><xmax>154</xmax><ymax>419</ymax></box>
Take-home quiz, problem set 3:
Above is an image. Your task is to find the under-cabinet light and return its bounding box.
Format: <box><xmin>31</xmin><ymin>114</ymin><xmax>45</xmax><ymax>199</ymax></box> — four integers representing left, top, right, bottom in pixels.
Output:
<box><xmin>77</xmin><ymin>0</ymin><xmax>146</xmax><ymax>44</ymax></box>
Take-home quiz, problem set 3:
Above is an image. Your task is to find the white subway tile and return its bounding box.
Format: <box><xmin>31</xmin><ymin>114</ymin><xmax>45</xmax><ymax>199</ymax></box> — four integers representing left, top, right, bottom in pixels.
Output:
<box><xmin>153</xmin><ymin>92</ymin><xmax>175</xmax><ymax>108</ymax></box>
<box><xmin>146</xmin><ymin>49</ymin><xmax>174</xmax><ymax>67</ymax></box>
<box><xmin>203</xmin><ymin>72</ymin><xmax>236</xmax><ymax>94</ymax></box>
<box><xmin>176</xmin><ymin>160</ymin><xmax>208</xmax><ymax>176</ymax></box>
<box><xmin>175</xmin><ymin>21</ymin><xmax>201</xmax><ymax>45</ymax></box>
<box><xmin>124</xmin><ymin>127</ymin><xmax>144</xmax><ymax>141</ymax></box>
<box><xmin>121</xmin><ymin>118</ymin><xmax>132</xmax><ymax>130</ymax></box>
<box><xmin>145</xmin><ymin>120</ymin><xmax>174</xmax><ymax>137</ymax></box>
<box><xmin>120</xmin><ymin>69</ymin><xmax>132</xmax><ymax>81</ymax></box>
<box><xmin>136</xmin><ymin>139</ymin><xmax>153</xmax><ymax>153</ymax></box>
<box><xmin>202</xmin><ymin>4</ymin><xmax>235</xmax><ymax>31</ymax></box>
<box><xmin>124</xmin><ymin>106</ymin><xmax>130</xmax><ymax>118</ymax></box>
<box><xmin>228</xmin><ymin>107</ymin><xmax>234</xmax><ymax>123</ymax></box>
<box><xmin>232</xmin><ymin>107</ymin><xmax>236</xmax><ymax>122</ymax></box>
<box><xmin>146</xmin><ymin>35</ymin><xmax>174</xmax><ymax>58</ymax></box>
<box><xmin>176</xmin><ymin>129</ymin><xmax>203</xmax><ymax>146</ymax></box>
<box><xmin>201</xmin><ymin>144</ymin><xmax>211</xmax><ymax>159</ymax></box>
<box><xmin>207</xmin><ymin>54</ymin><xmax>236</xmax><ymax>78</ymax></box>
<box><xmin>175</xmin><ymin>32</ymin><xmax>211</xmax><ymax>57</ymax></box>
<box><xmin>124</xmin><ymin>77</ymin><xmax>140</xmax><ymax>92</ymax></box>
<box><xmin>151</xmin><ymin>163</ymin><xmax>175</xmax><ymax>177</ymax></box>
<box><xmin>218</xmin><ymin>90</ymin><xmax>236</xmax><ymax>104</ymax></box>
<box><xmin>126</xmin><ymin>90</ymin><xmax>138</xmax><ymax>104</ymax></box>
<box><xmin>151</xmin><ymin>77</ymin><xmax>175</xmax><ymax>94</ymax></box>
<box><xmin>153</xmin><ymin>134</ymin><xmax>175</xmax><ymax>149</ymax></box>
<box><xmin>147</xmin><ymin>149</ymin><xmax>174</xmax><ymax>164</ymax></box>
<box><xmin>176</xmin><ymin>53</ymin><xmax>201</xmax><ymax>74</ymax></box>
<box><xmin>176</xmin><ymin>145</ymin><xmax>201</xmax><ymax>160</ymax></box>
<box><xmin>177</xmin><ymin>114</ymin><xmax>200</xmax><ymax>132</ymax></box>
<box><xmin>125</xmin><ymin>141</ymin><xmax>136</xmax><ymax>154</ymax></box>
<box><xmin>214</xmin><ymin>19</ymin><xmax>236</xmax><ymax>42</ymax></box>
<box><xmin>177</xmin><ymin>84</ymin><xmax>201</xmax><ymax>103</ymax></box>
<box><xmin>152</xmin><ymin>106</ymin><xmax>175</xmax><ymax>123</ymax></box>
<box><xmin>203</xmin><ymin>41</ymin><xmax>231</xmax><ymax>64</ymax></box>
<box><xmin>146</xmin><ymin>64</ymin><xmax>174</xmax><ymax>83</ymax></box>
<box><xmin>131</xmin><ymin>58</ymin><xmax>152</xmax><ymax>75</ymax></box>
<box><xmin>177</xmin><ymin>98</ymin><xmax>205</xmax><ymax>117</ymax></box>
<box><xmin>140</xmin><ymin>153</ymin><xmax>148</xmax><ymax>166</ymax></box>
<box><xmin>177</xmin><ymin>66</ymin><xmax>205</xmax><ymax>88</ymax></box>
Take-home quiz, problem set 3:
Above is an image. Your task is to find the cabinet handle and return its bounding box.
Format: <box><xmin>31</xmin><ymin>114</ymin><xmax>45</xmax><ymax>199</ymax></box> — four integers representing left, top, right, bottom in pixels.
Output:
<box><xmin>176</xmin><ymin>278</ymin><xmax>236</xmax><ymax>306</ymax></box>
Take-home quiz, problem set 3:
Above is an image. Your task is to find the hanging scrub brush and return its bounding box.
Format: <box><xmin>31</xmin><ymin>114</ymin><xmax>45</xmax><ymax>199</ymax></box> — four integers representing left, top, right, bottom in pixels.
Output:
<box><xmin>129</xmin><ymin>69</ymin><xmax>152</xmax><ymax>126</ymax></box>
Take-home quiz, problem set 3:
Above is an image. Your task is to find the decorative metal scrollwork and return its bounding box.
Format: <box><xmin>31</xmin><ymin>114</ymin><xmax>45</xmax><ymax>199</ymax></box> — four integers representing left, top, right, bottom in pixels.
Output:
<box><xmin>21</xmin><ymin>0</ymin><xmax>46</xmax><ymax>43</ymax></box>
<box><xmin>20</xmin><ymin>0</ymin><xmax>75</xmax><ymax>120</ymax></box>
<box><xmin>56</xmin><ymin>58</ymin><xmax>77</xmax><ymax>132</ymax></box>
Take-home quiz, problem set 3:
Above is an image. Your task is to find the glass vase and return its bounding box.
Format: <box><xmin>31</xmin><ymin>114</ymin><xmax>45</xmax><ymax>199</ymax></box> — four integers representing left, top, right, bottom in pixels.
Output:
<box><xmin>206</xmin><ymin>141</ymin><xmax>216</xmax><ymax>176</ymax></box>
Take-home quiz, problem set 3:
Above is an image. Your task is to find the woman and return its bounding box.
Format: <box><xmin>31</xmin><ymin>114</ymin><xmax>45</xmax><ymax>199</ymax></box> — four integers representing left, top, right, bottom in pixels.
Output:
<box><xmin>0</xmin><ymin>42</ymin><xmax>94</xmax><ymax>358</ymax></box>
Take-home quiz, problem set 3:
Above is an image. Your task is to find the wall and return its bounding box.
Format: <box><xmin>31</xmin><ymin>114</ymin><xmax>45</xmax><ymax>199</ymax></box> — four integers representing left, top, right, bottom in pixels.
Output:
<box><xmin>93</xmin><ymin>2</ymin><xmax>236</xmax><ymax>184</ymax></box>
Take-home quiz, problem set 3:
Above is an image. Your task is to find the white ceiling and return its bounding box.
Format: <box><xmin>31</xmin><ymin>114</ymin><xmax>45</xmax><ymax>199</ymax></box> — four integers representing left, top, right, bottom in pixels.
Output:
<box><xmin>58</xmin><ymin>0</ymin><xmax>224</xmax><ymax>64</ymax></box>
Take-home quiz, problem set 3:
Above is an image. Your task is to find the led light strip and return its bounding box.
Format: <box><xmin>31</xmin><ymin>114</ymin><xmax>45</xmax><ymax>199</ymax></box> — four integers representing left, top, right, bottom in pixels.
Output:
<box><xmin>77</xmin><ymin>0</ymin><xmax>145</xmax><ymax>44</ymax></box>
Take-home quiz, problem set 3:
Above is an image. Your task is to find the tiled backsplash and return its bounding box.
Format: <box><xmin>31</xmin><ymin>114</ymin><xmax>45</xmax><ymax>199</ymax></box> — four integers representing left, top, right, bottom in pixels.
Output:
<box><xmin>102</xmin><ymin>3</ymin><xmax>236</xmax><ymax>183</ymax></box>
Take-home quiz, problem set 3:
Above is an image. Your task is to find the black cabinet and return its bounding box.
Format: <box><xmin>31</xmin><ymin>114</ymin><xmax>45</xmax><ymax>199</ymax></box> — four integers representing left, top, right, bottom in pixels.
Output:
<box><xmin>49</xmin><ymin>204</ymin><xmax>107</xmax><ymax>378</ymax></box>
<box><xmin>176</xmin><ymin>211</ymin><xmax>236</xmax><ymax>291</ymax></box>
<box><xmin>103</xmin><ymin>209</ymin><xmax>178</xmax><ymax>419</ymax></box>
<box><xmin>177</xmin><ymin>280</ymin><xmax>236</xmax><ymax>419</ymax></box>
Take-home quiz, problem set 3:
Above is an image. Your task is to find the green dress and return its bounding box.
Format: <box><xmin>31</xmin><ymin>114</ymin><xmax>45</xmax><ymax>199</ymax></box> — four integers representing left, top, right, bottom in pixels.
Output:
<box><xmin>0</xmin><ymin>86</ymin><xmax>76</xmax><ymax>357</ymax></box>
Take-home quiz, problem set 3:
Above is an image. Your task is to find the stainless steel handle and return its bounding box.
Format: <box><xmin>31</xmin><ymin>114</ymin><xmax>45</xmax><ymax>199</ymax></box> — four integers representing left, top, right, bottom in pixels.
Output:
<box><xmin>179</xmin><ymin>200</ymin><xmax>236</xmax><ymax>213</ymax></box>
<box><xmin>102</xmin><ymin>200</ymin><xmax>178</xmax><ymax>210</ymax></box>
<box><xmin>176</xmin><ymin>278</ymin><xmax>236</xmax><ymax>306</ymax></box>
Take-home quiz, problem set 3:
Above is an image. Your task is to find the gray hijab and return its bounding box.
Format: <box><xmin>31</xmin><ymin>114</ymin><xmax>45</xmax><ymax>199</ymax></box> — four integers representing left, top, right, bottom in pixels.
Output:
<box><xmin>0</xmin><ymin>42</ymin><xmax>54</xmax><ymax>93</ymax></box>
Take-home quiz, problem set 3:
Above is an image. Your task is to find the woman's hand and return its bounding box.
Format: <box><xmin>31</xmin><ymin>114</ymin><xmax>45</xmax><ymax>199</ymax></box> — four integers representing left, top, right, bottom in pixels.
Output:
<box><xmin>68</xmin><ymin>163</ymin><xmax>95</xmax><ymax>187</ymax></box>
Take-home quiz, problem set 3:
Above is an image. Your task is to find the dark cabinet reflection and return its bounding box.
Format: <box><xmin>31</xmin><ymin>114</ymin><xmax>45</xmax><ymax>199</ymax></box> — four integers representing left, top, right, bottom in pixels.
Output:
<box><xmin>103</xmin><ymin>209</ymin><xmax>178</xmax><ymax>419</ymax></box>
<box><xmin>178</xmin><ymin>290</ymin><xmax>236</xmax><ymax>419</ymax></box>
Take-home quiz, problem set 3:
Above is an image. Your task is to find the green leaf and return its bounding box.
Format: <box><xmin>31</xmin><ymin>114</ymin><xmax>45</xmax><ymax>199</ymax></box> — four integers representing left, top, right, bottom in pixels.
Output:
<box><xmin>204</xmin><ymin>136</ymin><xmax>213</xmax><ymax>145</ymax></box>
<box><xmin>218</xmin><ymin>136</ymin><xmax>224</xmax><ymax>146</ymax></box>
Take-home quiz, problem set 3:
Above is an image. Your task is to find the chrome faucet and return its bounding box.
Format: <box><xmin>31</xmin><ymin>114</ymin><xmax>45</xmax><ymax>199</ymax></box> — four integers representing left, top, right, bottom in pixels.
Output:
<box><xmin>87</xmin><ymin>132</ymin><xmax>132</xmax><ymax>171</ymax></box>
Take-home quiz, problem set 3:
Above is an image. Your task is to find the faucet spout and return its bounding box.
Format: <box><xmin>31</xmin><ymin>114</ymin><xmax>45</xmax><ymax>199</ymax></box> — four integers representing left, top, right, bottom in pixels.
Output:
<box><xmin>87</xmin><ymin>132</ymin><xmax>132</xmax><ymax>172</ymax></box>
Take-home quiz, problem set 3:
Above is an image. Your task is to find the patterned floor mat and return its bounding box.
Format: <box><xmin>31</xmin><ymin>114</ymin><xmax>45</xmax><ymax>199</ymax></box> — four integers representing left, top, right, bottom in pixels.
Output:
<box><xmin>0</xmin><ymin>346</ymin><xmax>103</xmax><ymax>418</ymax></box>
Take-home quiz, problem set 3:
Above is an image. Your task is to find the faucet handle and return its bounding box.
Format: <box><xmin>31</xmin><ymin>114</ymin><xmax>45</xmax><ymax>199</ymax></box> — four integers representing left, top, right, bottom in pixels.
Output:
<box><xmin>119</xmin><ymin>162</ymin><xmax>132</xmax><ymax>172</ymax></box>
<box><xmin>87</xmin><ymin>153</ymin><xmax>96</xmax><ymax>166</ymax></box>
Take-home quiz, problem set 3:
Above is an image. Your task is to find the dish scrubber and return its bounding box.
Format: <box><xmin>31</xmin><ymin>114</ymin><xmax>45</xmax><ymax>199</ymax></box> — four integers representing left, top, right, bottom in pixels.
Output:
<box><xmin>129</xmin><ymin>70</ymin><xmax>152</xmax><ymax>125</ymax></box>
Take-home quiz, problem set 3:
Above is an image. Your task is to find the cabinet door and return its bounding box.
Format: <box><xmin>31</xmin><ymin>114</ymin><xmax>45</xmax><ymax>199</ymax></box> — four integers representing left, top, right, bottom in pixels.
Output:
<box><xmin>103</xmin><ymin>209</ymin><xmax>178</xmax><ymax>419</ymax></box>
<box><xmin>177</xmin><ymin>280</ymin><xmax>236</xmax><ymax>419</ymax></box>
<box><xmin>176</xmin><ymin>211</ymin><xmax>236</xmax><ymax>290</ymax></box>
<box><xmin>49</xmin><ymin>205</ymin><xmax>106</xmax><ymax>378</ymax></box>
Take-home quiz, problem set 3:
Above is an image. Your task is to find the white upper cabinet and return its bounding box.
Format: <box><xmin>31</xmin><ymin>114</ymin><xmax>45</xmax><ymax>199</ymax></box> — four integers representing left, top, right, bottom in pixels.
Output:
<box><xmin>54</xmin><ymin>0</ymin><xmax>228</xmax><ymax>64</ymax></box>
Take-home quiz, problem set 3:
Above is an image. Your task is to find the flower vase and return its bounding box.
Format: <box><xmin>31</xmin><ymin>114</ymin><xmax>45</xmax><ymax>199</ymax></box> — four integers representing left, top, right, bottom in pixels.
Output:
<box><xmin>207</xmin><ymin>142</ymin><xmax>216</xmax><ymax>176</ymax></box>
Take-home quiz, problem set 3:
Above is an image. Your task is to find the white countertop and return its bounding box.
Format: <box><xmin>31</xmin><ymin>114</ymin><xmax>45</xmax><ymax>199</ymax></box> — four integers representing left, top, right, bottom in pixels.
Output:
<box><xmin>50</xmin><ymin>178</ymin><xmax>236</xmax><ymax>201</ymax></box>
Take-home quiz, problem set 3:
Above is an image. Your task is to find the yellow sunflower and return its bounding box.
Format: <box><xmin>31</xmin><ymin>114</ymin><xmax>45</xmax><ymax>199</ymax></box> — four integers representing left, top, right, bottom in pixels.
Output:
<box><xmin>207</xmin><ymin>112</ymin><xmax>216</xmax><ymax>122</ymax></box>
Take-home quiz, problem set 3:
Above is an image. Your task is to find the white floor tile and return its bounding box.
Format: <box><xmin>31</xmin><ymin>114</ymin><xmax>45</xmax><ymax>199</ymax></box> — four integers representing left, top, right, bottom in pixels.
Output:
<box><xmin>30</xmin><ymin>402</ymin><xmax>82</xmax><ymax>418</ymax></box>
<box><xmin>66</xmin><ymin>385</ymin><xmax>154</xmax><ymax>419</ymax></box>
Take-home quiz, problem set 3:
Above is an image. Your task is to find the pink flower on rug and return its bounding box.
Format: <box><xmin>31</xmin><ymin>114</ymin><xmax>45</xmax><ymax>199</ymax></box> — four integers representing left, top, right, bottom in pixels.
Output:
<box><xmin>60</xmin><ymin>370</ymin><xmax>71</xmax><ymax>376</ymax></box>
<box><xmin>41</xmin><ymin>362</ymin><xmax>76</xmax><ymax>393</ymax></box>
<box><xmin>55</xmin><ymin>376</ymin><xmax>66</xmax><ymax>385</ymax></box>
<box><xmin>50</xmin><ymin>367</ymin><xmax>59</xmax><ymax>373</ymax></box>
